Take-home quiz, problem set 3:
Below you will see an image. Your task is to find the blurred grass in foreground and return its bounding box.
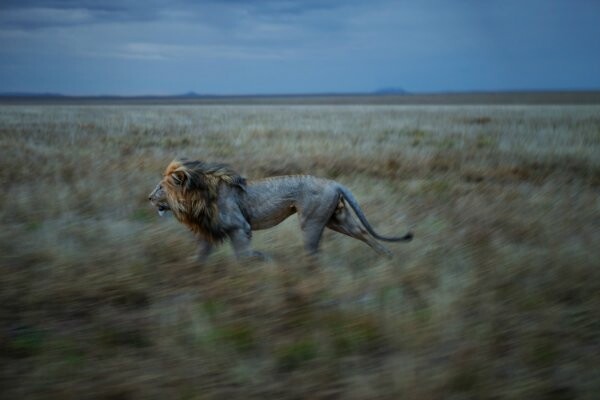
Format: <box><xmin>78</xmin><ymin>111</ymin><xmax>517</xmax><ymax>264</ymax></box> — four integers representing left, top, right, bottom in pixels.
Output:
<box><xmin>1</xmin><ymin>104</ymin><xmax>599</xmax><ymax>399</ymax></box>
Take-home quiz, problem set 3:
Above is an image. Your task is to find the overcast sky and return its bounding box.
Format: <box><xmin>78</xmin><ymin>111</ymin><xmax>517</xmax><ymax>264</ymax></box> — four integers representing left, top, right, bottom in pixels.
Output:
<box><xmin>1</xmin><ymin>0</ymin><xmax>599</xmax><ymax>95</ymax></box>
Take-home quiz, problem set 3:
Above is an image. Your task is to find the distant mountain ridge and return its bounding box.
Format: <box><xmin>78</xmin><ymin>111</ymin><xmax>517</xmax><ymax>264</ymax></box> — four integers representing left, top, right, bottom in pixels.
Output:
<box><xmin>0</xmin><ymin>89</ymin><xmax>407</xmax><ymax>98</ymax></box>
<box><xmin>3</xmin><ymin>88</ymin><xmax>600</xmax><ymax>99</ymax></box>
<box><xmin>2</xmin><ymin>90</ymin><xmax>600</xmax><ymax>105</ymax></box>
<box><xmin>0</xmin><ymin>92</ymin><xmax>67</xmax><ymax>97</ymax></box>
<box><xmin>0</xmin><ymin>91</ymin><xmax>202</xmax><ymax>98</ymax></box>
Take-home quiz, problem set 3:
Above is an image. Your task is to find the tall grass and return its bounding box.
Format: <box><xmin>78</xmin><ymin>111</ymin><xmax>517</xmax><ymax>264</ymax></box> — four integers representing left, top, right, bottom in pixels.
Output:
<box><xmin>1</xmin><ymin>104</ymin><xmax>599</xmax><ymax>399</ymax></box>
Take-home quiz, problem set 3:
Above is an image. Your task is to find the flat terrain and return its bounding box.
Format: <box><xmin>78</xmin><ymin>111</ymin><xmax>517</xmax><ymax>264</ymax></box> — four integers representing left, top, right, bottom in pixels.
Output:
<box><xmin>1</xmin><ymin>102</ymin><xmax>599</xmax><ymax>399</ymax></box>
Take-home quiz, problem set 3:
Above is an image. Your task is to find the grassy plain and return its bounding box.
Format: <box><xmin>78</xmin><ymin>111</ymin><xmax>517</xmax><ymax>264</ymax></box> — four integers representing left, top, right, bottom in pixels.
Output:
<box><xmin>1</xmin><ymin>102</ymin><xmax>599</xmax><ymax>399</ymax></box>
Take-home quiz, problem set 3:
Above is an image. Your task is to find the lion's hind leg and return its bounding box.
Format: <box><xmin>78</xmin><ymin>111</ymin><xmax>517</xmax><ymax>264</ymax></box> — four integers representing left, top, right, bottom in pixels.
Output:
<box><xmin>301</xmin><ymin>221</ymin><xmax>327</xmax><ymax>256</ymax></box>
<box><xmin>326</xmin><ymin>200</ymin><xmax>393</xmax><ymax>257</ymax></box>
<box><xmin>296</xmin><ymin>189</ymin><xmax>340</xmax><ymax>256</ymax></box>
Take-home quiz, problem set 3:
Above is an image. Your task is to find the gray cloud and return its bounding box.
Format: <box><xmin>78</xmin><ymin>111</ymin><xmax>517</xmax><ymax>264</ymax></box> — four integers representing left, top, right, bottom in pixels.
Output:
<box><xmin>0</xmin><ymin>0</ymin><xmax>363</xmax><ymax>57</ymax></box>
<box><xmin>0</xmin><ymin>0</ymin><xmax>354</xmax><ymax>29</ymax></box>
<box><xmin>1</xmin><ymin>0</ymin><xmax>599</xmax><ymax>94</ymax></box>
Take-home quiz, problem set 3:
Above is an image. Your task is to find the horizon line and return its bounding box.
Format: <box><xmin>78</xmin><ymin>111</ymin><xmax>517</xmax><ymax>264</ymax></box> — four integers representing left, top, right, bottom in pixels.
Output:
<box><xmin>2</xmin><ymin>88</ymin><xmax>600</xmax><ymax>99</ymax></box>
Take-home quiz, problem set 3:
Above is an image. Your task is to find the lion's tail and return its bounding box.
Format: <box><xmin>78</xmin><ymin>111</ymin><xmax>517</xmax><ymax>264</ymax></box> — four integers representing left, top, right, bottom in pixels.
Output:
<box><xmin>337</xmin><ymin>185</ymin><xmax>413</xmax><ymax>242</ymax></box>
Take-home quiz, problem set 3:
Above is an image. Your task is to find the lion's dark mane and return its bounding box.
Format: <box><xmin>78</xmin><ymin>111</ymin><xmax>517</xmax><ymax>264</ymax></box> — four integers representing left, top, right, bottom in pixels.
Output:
<box><xmin>162</xmin><ymin>159</ymin><xmax>246</xmax><ymax>243</ymax></box>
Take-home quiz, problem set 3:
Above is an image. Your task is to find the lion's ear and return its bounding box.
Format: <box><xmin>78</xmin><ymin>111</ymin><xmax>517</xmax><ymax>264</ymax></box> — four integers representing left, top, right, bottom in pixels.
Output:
<box><xmin>171</xmin><ymin>170</ymin><xmax>187</xmax><ymax>186</ymax></box>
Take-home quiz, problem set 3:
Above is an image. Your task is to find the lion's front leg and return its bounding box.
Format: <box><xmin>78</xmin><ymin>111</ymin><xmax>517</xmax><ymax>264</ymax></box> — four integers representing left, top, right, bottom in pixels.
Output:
<box><xmin>228</xmin><ymin>228</ymin><xmax>268</xmax><ymax>261</ymax></box>
<box><xmin>229</xmin><ymin>228</ymin><xmax>252</xmax><ymax>259</ymax></box>
<box><xmin>196</xmin><ymin>239</ymin><xmax>214</xmax><ymax>263</ymax></box>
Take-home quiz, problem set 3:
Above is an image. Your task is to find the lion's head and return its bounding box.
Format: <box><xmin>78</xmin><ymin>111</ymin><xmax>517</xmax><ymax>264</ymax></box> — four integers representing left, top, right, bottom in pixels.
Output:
<box><xmin>149</xmin><ymin>159</ymin><xmax>246</xmax><ymax>242</ymax></box>
<box><xmin>148</xmin><ymin>183</ymin><xmax>170</xmax><ymax>216</ymax></box>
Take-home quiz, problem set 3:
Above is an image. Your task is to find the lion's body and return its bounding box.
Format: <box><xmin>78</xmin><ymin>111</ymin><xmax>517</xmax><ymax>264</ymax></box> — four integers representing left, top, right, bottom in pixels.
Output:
<box><xmin>242</xmin><ymin>176</ymin><xmax>335</xmax><ymax>229</ymax></box>
<box><xmin>149</xmin><ymin>160</ymin><xmax>412</xmax><ymax>261</ymax></box>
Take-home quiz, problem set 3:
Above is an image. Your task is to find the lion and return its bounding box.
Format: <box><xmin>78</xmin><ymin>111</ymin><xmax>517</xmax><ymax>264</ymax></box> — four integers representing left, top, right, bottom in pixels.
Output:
<box><xmin>149</xmin><ymin>159</ymin><xmax>412</xmax><ymax>261</ymax></box>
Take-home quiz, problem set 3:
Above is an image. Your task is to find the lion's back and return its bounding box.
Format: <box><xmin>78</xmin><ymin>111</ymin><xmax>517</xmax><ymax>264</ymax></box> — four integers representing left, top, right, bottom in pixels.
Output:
<box><xmin>247</xmin><ymin>175</ymin><xmax>334</xmax><ymax>197</ymax></box>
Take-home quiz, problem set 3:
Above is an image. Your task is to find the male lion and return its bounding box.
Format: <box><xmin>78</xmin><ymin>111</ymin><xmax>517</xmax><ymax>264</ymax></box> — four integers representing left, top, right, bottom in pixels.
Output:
<box><xmin>149</xmin><ymin>159</ymin><xmax>412</xmax><ymax>261</ymax></box>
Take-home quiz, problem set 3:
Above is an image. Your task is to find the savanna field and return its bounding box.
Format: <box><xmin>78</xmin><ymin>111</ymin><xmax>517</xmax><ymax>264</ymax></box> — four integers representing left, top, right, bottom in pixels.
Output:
<box><xmin>1</xmin><ymin>102</ymin><xmax>599</xmax><ymax>399</ymax></box>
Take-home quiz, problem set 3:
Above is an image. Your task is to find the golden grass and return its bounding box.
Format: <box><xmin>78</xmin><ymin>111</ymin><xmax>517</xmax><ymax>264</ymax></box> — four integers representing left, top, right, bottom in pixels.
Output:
<box><xmin>1</xmin><ymin>104</ymin><xmax>599</xmax><ymax>399</ymax></box>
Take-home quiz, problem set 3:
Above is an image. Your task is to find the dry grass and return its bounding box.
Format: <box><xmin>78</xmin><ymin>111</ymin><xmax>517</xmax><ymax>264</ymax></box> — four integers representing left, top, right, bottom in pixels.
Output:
<box><xmin>1</xmin><ymin>104</ymin><xmax>599</xmax><ymax>399</ymax></box>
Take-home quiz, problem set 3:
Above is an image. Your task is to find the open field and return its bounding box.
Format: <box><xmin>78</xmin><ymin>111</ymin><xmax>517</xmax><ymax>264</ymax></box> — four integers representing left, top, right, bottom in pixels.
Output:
<box><xmin>1</xmin><ymin>103</ymin><xmax>599</xmax><ymax>399</ymax></box>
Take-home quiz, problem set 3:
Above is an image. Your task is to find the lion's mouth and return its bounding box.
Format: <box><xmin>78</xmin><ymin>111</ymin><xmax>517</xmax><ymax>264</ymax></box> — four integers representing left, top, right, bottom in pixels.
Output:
<box><xmin>157</xmin><ymin>205</ymin><xmax>168</xmax><ymax>217</ymax></box>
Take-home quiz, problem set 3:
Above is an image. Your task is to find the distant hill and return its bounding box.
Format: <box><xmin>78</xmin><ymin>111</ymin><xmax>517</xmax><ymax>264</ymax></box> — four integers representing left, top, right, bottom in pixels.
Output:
<box><xmin>179</xmin><ymin>91</ymin><xmax>203</xmax><ymax>98</ymax></box>
<box><xmin>374</xmin><ymin>87</ymin><xmax>408</xmax><ymax>95</ymax></box>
